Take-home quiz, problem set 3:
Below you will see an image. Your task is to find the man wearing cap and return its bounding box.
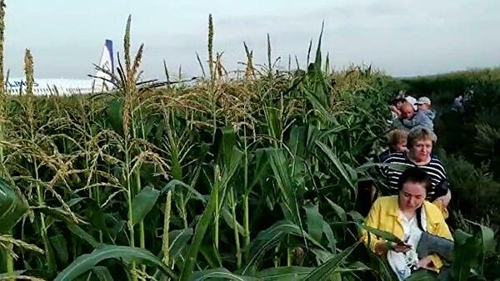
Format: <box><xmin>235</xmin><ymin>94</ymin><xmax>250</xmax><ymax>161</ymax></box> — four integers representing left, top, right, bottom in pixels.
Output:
<box><xmin>415</xmin><ymin>97</ymin><xmax>436</xmax><ymax>122</ymax></box>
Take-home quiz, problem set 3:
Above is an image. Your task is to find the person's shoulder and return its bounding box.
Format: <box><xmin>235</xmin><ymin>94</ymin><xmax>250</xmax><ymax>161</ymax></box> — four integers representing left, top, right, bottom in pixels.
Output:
<box><xmin>429</xmin><ymin>156</ymin><xmax>445</xmax><ymax>167</ymax></box>
<box><xmin>423</xmin><ymin>200</ymin><xmax>445</xmax><ymax>220</ymax></box>
<box><xmin>383</xmin><ymin>152</ymin><xmax>406</xmax><ymax>163</ymax></box>
<box><xmin>373</xmin><ymin>195</ymin><xmax>398</xmax><ymax>207</ymax></box>
<box><xmin>416</xmin><ymin>111</ymin><xmax>431</xmax><ymax>120</ymax></box>
<box><xmin>378</xmin><ymin>149</ymin><xmax>390</xmax><ymax>161</ymax></box>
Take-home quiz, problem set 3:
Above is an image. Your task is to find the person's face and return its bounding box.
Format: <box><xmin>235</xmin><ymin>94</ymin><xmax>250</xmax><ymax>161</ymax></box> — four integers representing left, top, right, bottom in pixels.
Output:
<box><xmin>417</xmin><ymin>103</ymin><xmax>430</xmax><ymax>111</ymax></box>
<box><xmin>393</xmin><ymin>140</ymin><xmax>408</xmax><ymax>152</ymax></box>
<box><xmin>399</xmin><ymin>181</ymin><xmax>426</xmax><ymax>211</ymax></box>
<box><xmin>401</xmin><ymin>106</ymin><xmax>414</xmax><ymax>119</ymax></box>
<box><xmin>410</xmin><ymin>139</ymin><xmax>432</xmax><ymax>162</ymax></box>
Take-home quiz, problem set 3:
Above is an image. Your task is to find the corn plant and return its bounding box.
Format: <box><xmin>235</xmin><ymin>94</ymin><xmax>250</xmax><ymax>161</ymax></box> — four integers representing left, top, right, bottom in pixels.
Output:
<box><xmin>0</xmin><ymin>7</ymin><xmax>496</xmax><ymax>281</ymax></box>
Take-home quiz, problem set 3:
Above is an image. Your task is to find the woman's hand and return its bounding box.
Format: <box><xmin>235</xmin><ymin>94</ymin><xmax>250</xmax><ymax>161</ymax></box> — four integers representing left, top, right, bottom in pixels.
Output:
<box><xmin>417</xmin><ymin>255</ymin><xmax>434</xmax><ymax>269</ymax></box>
<box><xmin>389</xmin><ymin>105</ymin><xmax>402</xmax><ymax>117</ymax></box>
<box><xmin>392</xmin><ymin>243</ymin><xmax>412</xmax><ymax>253</ymax></box>
<box><xmin>374</xmin><ymin>241</ymin><xmax>411</xmax><ymax>253</ymax></box>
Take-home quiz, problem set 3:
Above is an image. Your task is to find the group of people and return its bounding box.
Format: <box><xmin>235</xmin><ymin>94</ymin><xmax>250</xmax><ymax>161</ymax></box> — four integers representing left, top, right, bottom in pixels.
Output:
<box><xmin>359</xmin><ymin>93</ymin><xmax>455</xmax><ymax>280</ymax></box>
<box><xmin>389</xmin><ymin>94</ymin><xmax>436</xmax><ymax>132</ymax></box>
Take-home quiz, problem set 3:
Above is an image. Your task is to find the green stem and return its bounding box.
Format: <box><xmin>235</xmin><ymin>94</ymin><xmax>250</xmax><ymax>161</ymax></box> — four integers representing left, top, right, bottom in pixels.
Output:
<box><xmin>243</xmin><ymin>125</ymin><xmax>250</xmax><ymax>262</ymax></box>
<box><xmin>136</xmin><ymin>171</ymin><xmax>146</xmax><ymax>274</ymax></box>
<box><xmin>0</xmin><ymin>124</ymin><xmax>13</xmax><ymax>280</ymax></box>
<box><xmin>35</xmin><ymin>160</ymin><xmax>55</xmax><ymax>274</ymax></box>
<box><xmin>287</xmin><ymin>236</ymin><xmax>292</xmax><ymax>266</ymax></box>
<box><xmin>214</xmin><ymin>174</ymin><xmax>219</xmax><ymax>250</ymax></box>
<box><xmin>6</xmin><ymin>241</ymin><xmax>13</xmax><ymax>281</ymax></box>
<box><xmin>229</xmin><ymin>189</ymin><xmax>241</xmax><ymax>268</ymax></box>
<box><xmin>125</xmin><ymin>138</ymin><xmax>137</xmax><ymax>281</ymax></box>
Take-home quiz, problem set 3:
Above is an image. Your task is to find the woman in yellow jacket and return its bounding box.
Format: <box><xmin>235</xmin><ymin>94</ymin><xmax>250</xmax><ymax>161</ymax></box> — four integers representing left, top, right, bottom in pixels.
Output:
<box><xmin>361</xmin><ymin>166</ymin><xmax>453</xmax><ymax>280</ymax></box>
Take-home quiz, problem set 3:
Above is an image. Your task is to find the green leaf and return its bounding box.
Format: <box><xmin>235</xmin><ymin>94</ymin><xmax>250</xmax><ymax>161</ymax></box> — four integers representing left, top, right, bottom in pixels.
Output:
<box><xmin>303</xmin><ymin>241</ymin><xmax>361</xmax><ymax>280</ymax></box>
<box><xmin>266</xmin><ymin>148</ymin><xmax>305</xmax><ymax>233</ymax></box>
<box><xmin>243</xmin><ymin>220</ymin><xmax>325</xmax><ymax>275</ymax></box>
<box><xmin>53</xmin><ymin>245</ymin><xmax>176</xmax><ymax>281</ymax></box>
<box><xmin>161</xmin><ymin>179</ymin><xmax>206</xmax><ymax>203</ymax></box>
<box><xmin>315</xmin><ymin>141</ymin><xmax>355</xmax><ymax>190</ymax></box>
<box><xmin>49</xmin><ymin>234</ymin><xmax>69</xmax><ymax>267</ymax></box>
<box><xmin>322</xmin><ymin>221</ymin><xmax>337</xmax><ymax>252</ymax></box>
<box><xmin>0</xmin><ymin>177</ymin><xmax>29</xmax><ymax>233</ymax></box>
<box><xmin>287</xmin><ymin>125</ymin><xmax>307</xmax><ymax>159</ymax></box>
<box><xmin>222</xmin><ymin>207</ymin><xmax>245</xmax><ymax>236</ymax></box>
<box><xmin>304</xmin><ymin>202</ymin><xmax>324</xmax><ymax>242</ymax></box>
<box><xmin>324</xmin><ymin>197</ymin><xmax>347</xmax><ymax>222</ymax></box>
<box><xmin>199</xmin><ymin>244</ymin><xmax>223</xmax><ymax>269</ymax></box>
<box><xmin>452</xmin><ymin>229</ymin><xmax>479</xmax><ymax>281</ymax></box>
<box><xmin>91</xmin><ymin>266</ymin><xmax>114</xmax><ymax>281</ymax></box>
<box><xmin>467</xmin><ymin>220</ymin><xmax>496</xmax><ymax>254</ymax></box>
<box><xmin>106</xmin><ymin>97</ymin><xmax>124</xmax><ymax>134</ymax></box>
<box><xmin>256</xmin><ymin>266</ymin><xmax>314</xmax><ymax>280</ymax></box>
<box><xmin>347</xmin><ymin>211</ymin><xmax>365</xmax><ymax>225</ymax></box>
<box><xmin>247</xmin><ymin>148</ymin><xmax>271</xmax><ymax>192</ymax></box>
<box><xmin>310</xmin><ymin>248</ymin><xmax>335</xmax><ymax>264</ymax></box>
<box><xmin>168</xmin><ymin>228</ymin><xmax>193</xmax><ymax>260</ymax></box>
<box><xmin>68</xmin><ymin>197</ymin><xmax>111</xmax><ymax>239</ymax></box>
<box><xmin>191</xmin><ymin>268</ymin><xmax>258</xmax><ymax>281</ymax></box>
<box><xmin>131</xmin><ymin>186</ymin><xmax>160</xmax><ymax>226</ymax></box>
<box><xmin>178</xmin><ymin>147</ymin><xmax>243</xmax><ymax>281</ymax></box>
<box><xmin>359</xmin><ymin>224</ymin><xmax>405</xmax><ymax>245</ymax></box>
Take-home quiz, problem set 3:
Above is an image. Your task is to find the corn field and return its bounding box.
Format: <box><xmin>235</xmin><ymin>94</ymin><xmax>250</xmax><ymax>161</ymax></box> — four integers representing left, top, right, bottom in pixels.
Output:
<box><xmin>0</xmin><ymin>7</ymin><xmax>498</xmax><ymax>281</ymax></box>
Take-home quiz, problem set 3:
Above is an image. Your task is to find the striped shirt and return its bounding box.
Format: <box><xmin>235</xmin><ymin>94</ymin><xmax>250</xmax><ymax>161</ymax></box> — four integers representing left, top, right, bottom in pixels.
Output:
<box><xmin>379</xmin><ymin>152</ymin><xmax>448</xmax><ymax>201</ymax></box>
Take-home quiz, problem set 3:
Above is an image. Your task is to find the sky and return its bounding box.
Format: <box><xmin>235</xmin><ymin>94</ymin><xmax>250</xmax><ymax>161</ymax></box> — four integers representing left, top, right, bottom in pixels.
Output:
<box><xmin>4</xmin><ymin>0</ymin><xmax>500</xmax><ymax>80</ymax></box>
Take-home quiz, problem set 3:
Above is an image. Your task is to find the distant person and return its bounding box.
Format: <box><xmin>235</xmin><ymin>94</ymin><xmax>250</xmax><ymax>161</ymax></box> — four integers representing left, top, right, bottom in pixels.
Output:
<box><xmin>452</xmin><ymin>95</ymin><xmax>464</xmax><ymax>112</ymax></box>
<box><xmin>392</xmin><ymin>102</ymin><xmax>434</xmax><ymax>132</ymax></box>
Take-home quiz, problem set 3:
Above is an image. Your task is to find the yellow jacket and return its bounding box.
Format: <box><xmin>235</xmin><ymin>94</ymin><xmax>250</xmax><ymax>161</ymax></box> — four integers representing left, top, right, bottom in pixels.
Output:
<box><xmin>360</xmin><ymin>196</ymin><xmax>453</xmax><ymax>272</ymax></box>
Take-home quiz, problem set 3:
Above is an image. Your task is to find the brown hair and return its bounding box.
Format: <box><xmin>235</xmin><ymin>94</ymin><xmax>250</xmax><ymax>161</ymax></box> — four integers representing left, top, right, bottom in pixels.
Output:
<box><xmin>386</xmin><ymin>129</ymin><xmax>408</xmax><ymax>147</ymax></box>
<box><xmin>407</xmin><ymin>126</ymin><xmax>437</xmax><ymax>147</ymax></box>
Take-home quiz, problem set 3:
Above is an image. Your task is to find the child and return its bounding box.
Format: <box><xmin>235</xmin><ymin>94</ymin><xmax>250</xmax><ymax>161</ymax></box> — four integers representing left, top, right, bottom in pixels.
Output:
<box><xmin>378</xmin><ymin>129</ymin><xmax>408</xmax><ymax>162</ymax></box>
<box><xmin>415</xmin><ymin>96</ymin><xmax>436</xmax><ymax>121</ymax></box>
<box><xmin>355</xmin><ymin>129</ymin><xmax>409</xmax><ymax>217</ymax></box>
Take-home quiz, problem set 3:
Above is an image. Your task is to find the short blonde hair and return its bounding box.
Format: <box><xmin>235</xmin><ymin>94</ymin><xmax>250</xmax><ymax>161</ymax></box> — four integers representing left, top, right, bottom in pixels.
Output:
<box><xmin>387</xmin><ymin>129</ymin><xmax>408</xmax><ymax>147</ymax></box>
<box><xmin>407</xmin><ymin>126</ymin><xmax>437</xmax><ymax>147</ymax></box>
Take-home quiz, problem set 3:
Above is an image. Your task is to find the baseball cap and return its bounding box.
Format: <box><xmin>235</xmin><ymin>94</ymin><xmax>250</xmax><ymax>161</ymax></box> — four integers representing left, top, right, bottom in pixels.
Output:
<box><xmin>416</xmin><ymin>97</ymin><xmax>431</xmax><ymax>105</ymax></box>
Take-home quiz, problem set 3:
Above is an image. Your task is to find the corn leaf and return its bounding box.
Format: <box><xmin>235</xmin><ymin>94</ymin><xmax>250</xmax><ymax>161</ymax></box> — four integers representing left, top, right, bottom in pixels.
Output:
<box><xmin>90</xmin><ymin>266</ymin><xmax>114</xmax><ymax>281</ymax></box>
<box><xmin>0</xmin><ymin>177</ymin><xmax>29</xmax><ymax>234</ymax></box>
<box><xmin>359</xmin><ymin>224</ymin><xmax>405</xmax><ymax>245</ymax></box>
<box><xmin>303</xmin><ymin>240</ymin><xmax>361</xmax><ymax>280</ymax></box>
<box><xmin>131</xmin><ymin>186</ymin><xmax>160</xmax><ymax>226</ymax></box>
<box><xmin>168</xmin><ymin>228</ymin><xmax>193</xmax><ymax>260</ymax></box>
<box><xmin>191</xmin><ymin>268</ymin><xmax>258</xmax><ymax>281</ymax></box>
<box><xmin>315</xmin><ymin>141</ymin><xmax>356</xmax><ymax>190</ymax></box>
<box><xmin>255</xmin><ymin>266</ymin><xmax>313</xmax><ymax>280</ymax></box>
<box><xmin>105</xmin><ymin>97</ymin><xmax>124</xmax><ymax>134</ymax></box>
<box><xmin>304</xmin><ymin>202</ymin><xmax>324</xmax><ymax>242</ymax></box>
<box><xmin>53</xmin><ymin>245</ymin><xmax>175</xmax><ymax>281</ymax></box>
<box><xmin>178</xmin><ymin>146</ymin><xmax>243</xmax><ymax>281</ymax></box>
<box><xmin>242</xmin><ymin>220</ymin><xmax>325</xmax><ymax>275</ymax></box>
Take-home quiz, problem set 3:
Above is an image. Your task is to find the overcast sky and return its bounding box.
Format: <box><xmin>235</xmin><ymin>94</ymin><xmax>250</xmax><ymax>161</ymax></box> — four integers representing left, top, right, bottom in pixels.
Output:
<box><xmin>5</xmin><ymin>0</ymin><xmax>500</xmax><ymax>80</ymax></box>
